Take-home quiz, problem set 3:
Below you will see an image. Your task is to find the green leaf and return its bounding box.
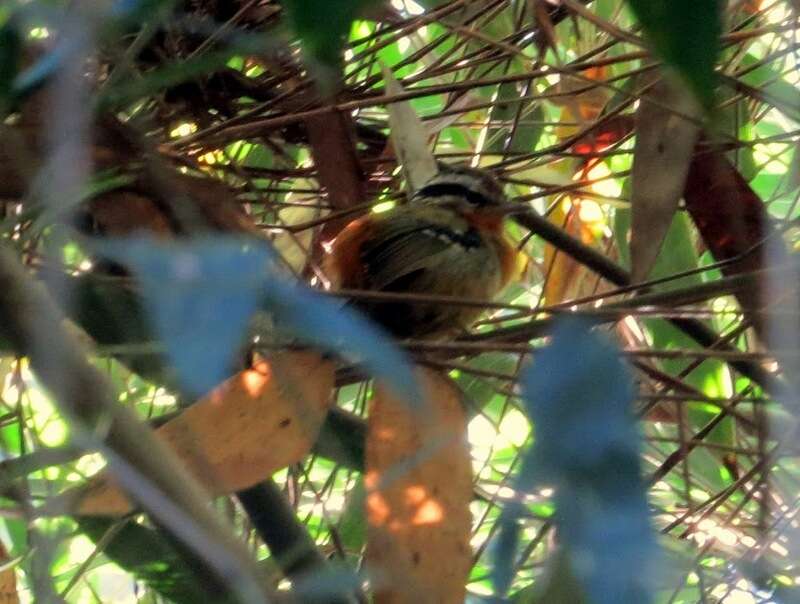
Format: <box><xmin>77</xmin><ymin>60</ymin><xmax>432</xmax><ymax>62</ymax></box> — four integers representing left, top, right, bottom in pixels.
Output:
<box><xmin>739</xmin><ymin>52</ymin><xmax>800</xmax><ymax>122</ymax></box>
<box><xmin>337</xmin><ymin>479</ymin><xmax>367</xmax><ymax>553</ymax></box>
<box><xmin>720</xmin><ymin>100</ymin><xmax>757</xmax><ymax>182</ymax></box>
<box><xmin>614</xmin><ymin>203</ymin><xmax>734</xmax><ymax>491</ymax></box>
<box><xmin>455</xmin><ymin>353</ymin><xmax>518</xmax><ymax>410</ymax></box>
<box><xmin>486</xmin><ymin>83</ymin><xmax>545</xmax><ymax>156</ymax></box>
<box><xmin>625</xmin><ymin>0</ymin><xmax>722</xmax><ymax>111</ymax></box>
<box><xmin>282</xmin><ymin>0</ymin><xmax>380</xmax><ymax>94</ymax></box>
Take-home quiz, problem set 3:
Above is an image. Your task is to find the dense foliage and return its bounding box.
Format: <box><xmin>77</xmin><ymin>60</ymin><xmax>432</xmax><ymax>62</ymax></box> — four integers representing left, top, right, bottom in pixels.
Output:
<box><xmin>0</xmin><ymin>0</ymin><xmax>798</xmax><ymax>602</ymax></box>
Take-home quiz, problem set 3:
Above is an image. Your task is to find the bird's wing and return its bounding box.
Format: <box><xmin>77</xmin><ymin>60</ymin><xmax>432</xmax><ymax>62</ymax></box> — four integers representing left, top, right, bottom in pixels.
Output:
<box><xmin>359</xmin><ymin>210</ymin><xmax>478</xmax><ymax>291</ymax></box>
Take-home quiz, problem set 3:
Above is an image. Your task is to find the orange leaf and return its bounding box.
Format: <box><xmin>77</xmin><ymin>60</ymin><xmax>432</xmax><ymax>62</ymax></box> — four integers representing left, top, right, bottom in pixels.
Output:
<box><xmin>741</xmin><ymin>0</ymin><xmax>762</xmax><ymax>15</ymax></box>
<box><xmin>547</xmin><ymin>69</ymin><xmax>609</xmax><ymax>119</ymax></box>
<box><xmin>571</xmin><ymin>114</ymin><xmax>635</xmax><ymax>156</ymax></box>
<box><xmin>76</xmin><ymin>352</ymin><xmax>335</xmax><ymax>516</ymax></box>
<box><xmin>365</xmin><ymin>368</ymin><xmax>472</xmax><ymax>604</ymax></box>
<box><xmin>543</xmin><ymin>198</ymin><xmax>597</xmax><ymax>304</ymax></box>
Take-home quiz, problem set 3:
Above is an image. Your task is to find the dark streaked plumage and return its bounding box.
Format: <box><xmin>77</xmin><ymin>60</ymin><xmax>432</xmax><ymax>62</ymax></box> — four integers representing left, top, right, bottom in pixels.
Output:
<box><xmin>324</xmin><ymin>165</ymin><xmax>517</xmax><ymax>339</ymax></box>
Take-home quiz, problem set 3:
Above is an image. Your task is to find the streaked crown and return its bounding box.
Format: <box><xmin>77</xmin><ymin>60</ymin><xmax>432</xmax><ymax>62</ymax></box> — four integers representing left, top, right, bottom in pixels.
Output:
<box><xmin>413</xmin><ymin>164</ymin><xmax>506</xmax><ymax>207</ymax></box>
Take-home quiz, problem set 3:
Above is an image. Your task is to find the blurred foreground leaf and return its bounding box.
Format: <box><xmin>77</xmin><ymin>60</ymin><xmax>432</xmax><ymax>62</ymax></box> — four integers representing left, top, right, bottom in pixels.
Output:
<box><xmin>494</xmin><ymin>318</ymin><xmax>657</xmax><ymax>603</ymax></box>
<box><xmin>97</xmin><ymin>236</ymin><xmax>419</xmax><ymax>402</ymax></box>
<box><xmin>98</xmin><ymin>237</ymin><xmax>270</xmax><ymax>397</ymax></box>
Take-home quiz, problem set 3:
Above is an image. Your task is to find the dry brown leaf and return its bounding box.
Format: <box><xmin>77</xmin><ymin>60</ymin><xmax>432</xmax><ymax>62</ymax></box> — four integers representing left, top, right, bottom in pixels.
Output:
<box><xmin>630</xmin><ymin>73</ymin><xmax>702</xmax><ymax>282</ymax></box>
<box><xmin>365</xmin><ymin>368</ymin><xmax>472</xmax><ymax>604</ymax></box>
<box><xmin>76</xmin><ymin>352</ymin><xmax>335</xmax><ymax>516</ymax></box>
<box><xmin>0</xmin><ymin>540</ymin><xmax>19</xmax><ymax>604</ymax></box>
<box><xmin>381</xmin><ymin>63</ymin><xmax>439</xmax><ymax>192</ymax></box>
<box><xmin>684</xmin><ymin>143</ymin><xmax>788</xmax><ymax>337</ymax></box>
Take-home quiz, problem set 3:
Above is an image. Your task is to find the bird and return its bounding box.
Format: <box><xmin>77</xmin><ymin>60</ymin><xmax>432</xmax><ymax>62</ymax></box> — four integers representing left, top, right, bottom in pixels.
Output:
<box><xmin>323</xmin><ymin>164</ymin><xmax>519</xmax><ymax>340</ymax></box>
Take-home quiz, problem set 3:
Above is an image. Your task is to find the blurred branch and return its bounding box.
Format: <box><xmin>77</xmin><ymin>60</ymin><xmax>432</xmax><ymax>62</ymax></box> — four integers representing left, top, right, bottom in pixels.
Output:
<box><xmin>237</xmin><ymin>480</ymin><xmax>330</xmax><ymax>577</ymax></box>
<box><xmin>236</xmin><ymin>480</ymin><xmax>359</xmax><ymax>603</ymax></box>
<box><xmin>0</xmin><ymin>244</ymin><xmax>272</xmax><ymax>603</ymax></box>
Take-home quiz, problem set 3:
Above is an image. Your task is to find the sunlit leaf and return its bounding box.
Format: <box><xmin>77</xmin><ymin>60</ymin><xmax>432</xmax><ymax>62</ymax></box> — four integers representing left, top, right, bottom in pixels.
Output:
<box><xmin>739</xmin><ymin>52</ymin><xmax>800</xmax><ymax>122</ymax></box>
<box><xmin>630</xmin><ymin>72</ymin><xmax>701</xmax><ymax>282</ymax></box>
<box><xmin>381</xmin><ymin>62</ymin><xmax>438</xmax><ymax>191</ymax></box>
<box><xmin>366</xmin><ymin>368</ymin><xmax>472</xmax><ymax>603</ymax></box>
<box><xmin>76</xmin><ymin>353</ymin><xmax>335</xmax><ymax>516</ymax></box>
<box><xmin>542</xmin><ymin>197</ymin><xmax>597</xmax><ymax>305</ymax></box>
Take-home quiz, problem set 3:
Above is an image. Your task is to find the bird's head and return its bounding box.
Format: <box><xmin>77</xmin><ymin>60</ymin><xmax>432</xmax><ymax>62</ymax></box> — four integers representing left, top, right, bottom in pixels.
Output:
<box><xmin>412</xmin><ymin>163</ymin><xmax>507</xmax><ymax>210</ymax></box>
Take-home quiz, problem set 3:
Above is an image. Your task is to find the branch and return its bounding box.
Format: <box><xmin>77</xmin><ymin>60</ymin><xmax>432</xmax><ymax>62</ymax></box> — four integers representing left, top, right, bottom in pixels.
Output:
<box><xmin>236</xmin><ymin>480</ymin><xmax>358</xmax><ymax>603</ymax></box>
<box><xmin>514</xmin><ymin>210</ymin><xmax>780</xmax><ymax>393</ymax></box>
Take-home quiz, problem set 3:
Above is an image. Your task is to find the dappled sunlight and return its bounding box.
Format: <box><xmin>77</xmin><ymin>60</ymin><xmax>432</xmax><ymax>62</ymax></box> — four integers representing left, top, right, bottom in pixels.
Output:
<box><xmin>366</xmin><ymin>484</ymin><xmax>445</xmax><ymax>529</ymax></box>
<box><xmin>238</xmin><ymin>361</ymin><xmax>273</xmax><ymax>399</ymax></box>
<box><xmin>366</xmin><ymin>491</ymin><xmax>391</xmax><ymax>525</ymax></box>
<box><xmin>1</xmin><ymin>0</ymin><xmax>798</xmax><ymax>600</ymax></box>
<box><xmin>411</xmin><ymin>495</ymin><xmax>444</xmax><ymax>526</ymax></box>
<box><xmin>75</xmin><ymin>353</ymin><xmax>334</xmax><ymax>516</ymax></box>
<box><xmin>366</xmin><ymin>368</ymin><xmax>472</xmax><ymax>602</ymax></box>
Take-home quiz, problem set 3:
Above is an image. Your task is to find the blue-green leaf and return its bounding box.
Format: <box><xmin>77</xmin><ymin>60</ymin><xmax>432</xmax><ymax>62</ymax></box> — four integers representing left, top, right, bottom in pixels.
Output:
<box><xmin>98</xmin><ymin>237</ymin><xmax>272</xmax><ymax>397</ymax></box>
<box><xmin>96</xmin><ymin>236</ymin><xmax>419</xmax><ymax>402</ymax></box>
<box><xmin>625</xmin><ymin>0</ymin><xmax>722</xmax><ymax>111</ymax></box>
<box><xmin>494</xmin><ymin>318</ymin><xmax>658</xmax><ymax>603</ymax></box>
<box><xmin>262</xmin><ymin>278</ymin><xmax>421</xmax><ymax>404</ymax></box>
